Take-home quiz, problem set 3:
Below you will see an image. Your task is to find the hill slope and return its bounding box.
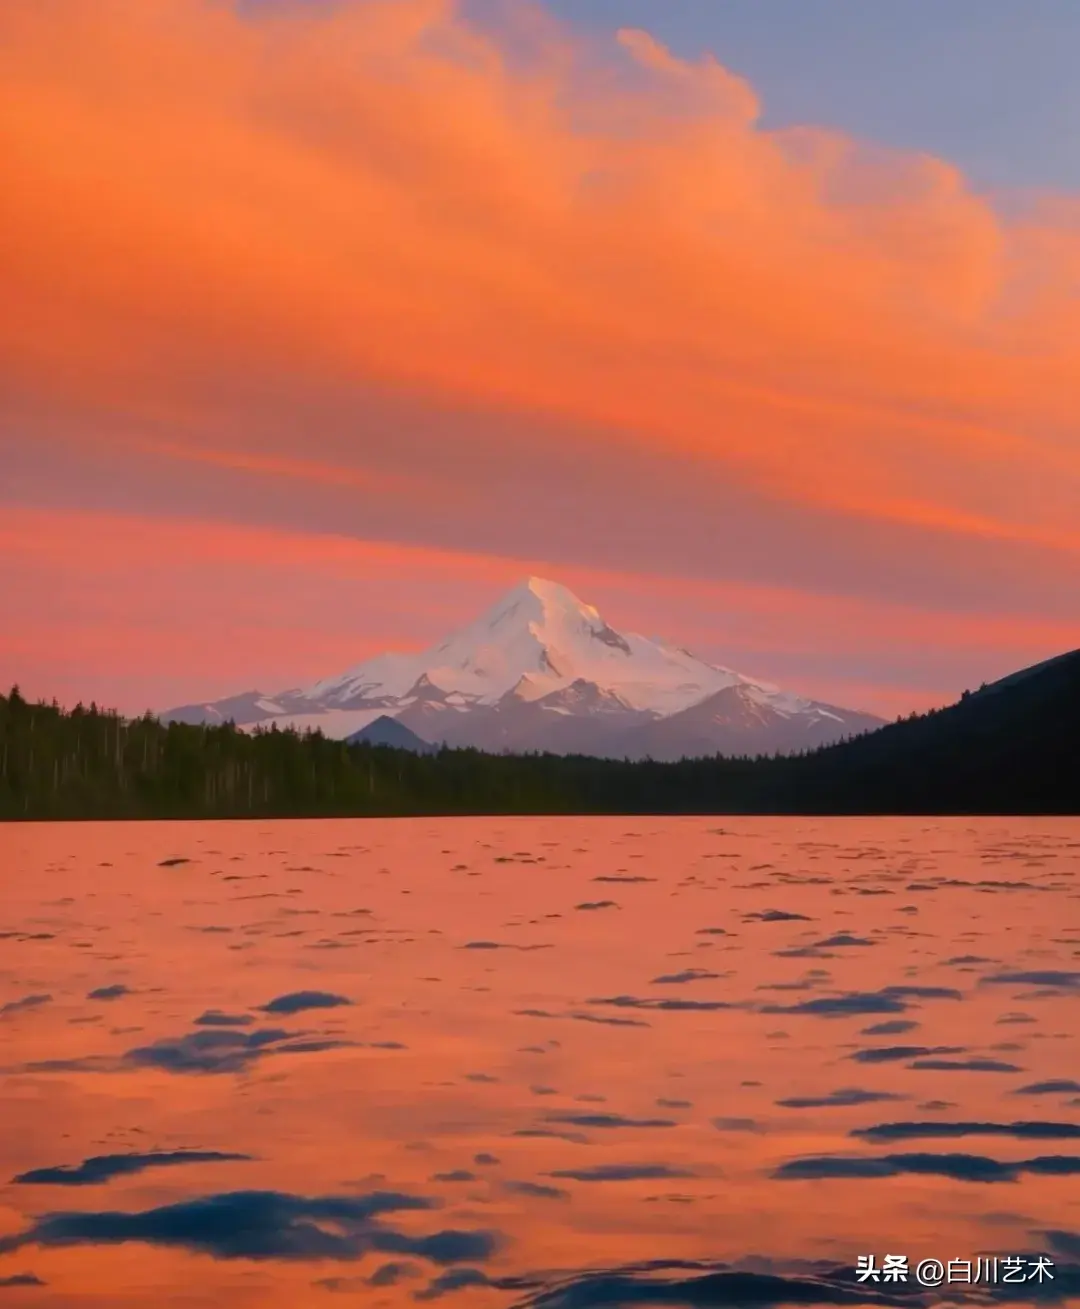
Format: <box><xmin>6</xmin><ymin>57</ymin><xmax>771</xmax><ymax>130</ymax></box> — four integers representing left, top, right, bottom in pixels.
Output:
<box><xmin>766</xmin><ymin>649</ymin><xmax>1080</xmax><ymax>813</ymax></box>
<box><xmin>346</xmin><ymin>715</ymin><xmax>436</xmax><ymax>754</ymax></box>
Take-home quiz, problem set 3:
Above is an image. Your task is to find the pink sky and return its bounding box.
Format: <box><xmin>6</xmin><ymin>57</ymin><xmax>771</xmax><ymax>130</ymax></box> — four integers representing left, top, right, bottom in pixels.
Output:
<box><xmin>2</xmin><ymin>0</ymin><xmax>1079</xmax><ymax>718</ymax></box>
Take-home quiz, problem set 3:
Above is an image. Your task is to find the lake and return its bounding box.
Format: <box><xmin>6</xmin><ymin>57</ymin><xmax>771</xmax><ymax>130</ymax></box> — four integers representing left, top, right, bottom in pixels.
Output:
<box><xmin>1</xmin><ymin>817</ymin><xmax>1078</xmax><ymax>1307</ymax></box>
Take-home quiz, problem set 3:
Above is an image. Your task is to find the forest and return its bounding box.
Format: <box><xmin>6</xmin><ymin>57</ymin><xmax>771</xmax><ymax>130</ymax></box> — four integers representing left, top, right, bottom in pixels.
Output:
<box><xmin>1</xmin><ymin>660</ymin><xmax>1077</xmax><ymax>820</ymax></box>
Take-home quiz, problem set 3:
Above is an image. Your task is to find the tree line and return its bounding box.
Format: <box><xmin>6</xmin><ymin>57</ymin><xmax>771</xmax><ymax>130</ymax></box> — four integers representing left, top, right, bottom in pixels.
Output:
<box><xmin>0</xmin><ymin>686</ymin><xmax>763</xmax><ymax>819</ymax></box>
<box><xmin>1</xmin><ymin>672</ymin><xmax>1076</xmax><ymax>820</ymax></box>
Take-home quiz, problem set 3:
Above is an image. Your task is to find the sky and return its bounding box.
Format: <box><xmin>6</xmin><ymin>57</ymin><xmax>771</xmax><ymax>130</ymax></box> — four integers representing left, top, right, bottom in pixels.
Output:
<box><xmin>538</xmin><ymin>0</ymin><xmax>1080</xmax><ymax>192</ymax></box>
<box><xmin>2</xmin><ymin>0</ymin><xmax>1079</xmax><ymax>720</ymax></box>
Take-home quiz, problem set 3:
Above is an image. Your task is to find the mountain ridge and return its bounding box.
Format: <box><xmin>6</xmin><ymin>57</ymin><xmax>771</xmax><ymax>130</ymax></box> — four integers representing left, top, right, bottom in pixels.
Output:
<box><xmin>161</xmin><ymin>576</ymin><xmax>885</xmax><ymax>760</ymax></box>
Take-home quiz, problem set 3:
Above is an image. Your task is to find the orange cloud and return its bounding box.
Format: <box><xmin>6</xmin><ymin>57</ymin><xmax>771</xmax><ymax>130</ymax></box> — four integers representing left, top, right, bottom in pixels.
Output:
<box><xmin>1</xmin><ymin>0</ymin><xmax>1079</xmax><ymax>557</ymax></box>
<box><xmin>122</xmin><ymin>437</ymin><xmax>423</xmax><ymax>500</ymax></box>
<box><xmin>3</xmin><ymin>0</ymin><xmax>1080</xmax><ymax>721</ymax></box>
<box><xmin>2</xmin><ymin>504</ymin><xmax>1075</xmax><ymax>718</ymax></box>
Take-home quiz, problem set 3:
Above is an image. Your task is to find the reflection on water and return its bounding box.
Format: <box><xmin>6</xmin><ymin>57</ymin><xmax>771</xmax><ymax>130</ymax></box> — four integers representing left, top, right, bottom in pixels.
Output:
<box><xmin>0</xmin><ymin>817</ymin><xmax>1077</xmax><ymax>1307</ymax></box>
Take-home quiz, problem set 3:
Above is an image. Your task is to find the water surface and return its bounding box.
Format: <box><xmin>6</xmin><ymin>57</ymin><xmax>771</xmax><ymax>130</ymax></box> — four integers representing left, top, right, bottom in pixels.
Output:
<box><xmin>1</xmin><ymin>818</ymin><xmax>1078</xmax><ymax>1306</ymax></box>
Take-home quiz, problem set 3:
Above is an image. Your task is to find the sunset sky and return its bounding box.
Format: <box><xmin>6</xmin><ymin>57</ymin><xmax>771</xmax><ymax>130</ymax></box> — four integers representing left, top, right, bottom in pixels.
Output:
<box><xmin>3</xmin><ymin>0</ymin><xmax>1079</xmax><ymax>720</ymax></box>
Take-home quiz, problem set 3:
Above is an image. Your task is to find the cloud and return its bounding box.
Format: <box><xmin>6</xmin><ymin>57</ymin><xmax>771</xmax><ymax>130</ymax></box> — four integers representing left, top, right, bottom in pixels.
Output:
<box><xmin>14</xmin><ymin>1150</ymin><xmax>252</xmax><ymax>1187</ymax></box>
<box><xmin>773</xmin><ymin>1153</ymin><xmax>1080</xmax><ymax>1183</ymax></box>
<box><xmin>4</xmin><ymin>502</ymin><xmax>1037</xmax><ymax>721</ymax></box>
<box><xmin>12</xmin><ymin>0</ymin><xmax>1073</xmax><ymax>514</ymax></box>
<box><xmin>0</xmin><ymin>1189</ymin><xmax>500</xmax><ymax>1265</ymax></box>
<box><xmin>258</xmin><ymin>991</ymin><xmax>353</xmax><ymax>1015</ymax></box>
<box><xmin>6</xmin><ymin>0</ymin><xmax>1080</xmax><ymax>714</ymax></box>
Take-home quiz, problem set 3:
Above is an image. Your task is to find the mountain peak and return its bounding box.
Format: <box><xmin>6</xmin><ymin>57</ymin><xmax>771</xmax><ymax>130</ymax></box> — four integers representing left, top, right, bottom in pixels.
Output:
<box><xmin>479</xmin><ymin>577</ymin><xmax>634</xmax><ymax>663</ymax></box>
<box><xmin>495</xmin><ymin>576</ymin><xmax>600</xmax><ymax>622</ymax></box>
<box><xmin>162</xmin><ymin>575</ymin><xmax>886</xmax><ymax>752</ymax></box>
<box><xmin>290</xmin><ymin>575</ymin><xmax>741</xmax><ymax>715</ymax></box>
<box><xmin>524</xmin><ymin>575</ymin><xmax>568</xmax><ymax>597</ymax></box>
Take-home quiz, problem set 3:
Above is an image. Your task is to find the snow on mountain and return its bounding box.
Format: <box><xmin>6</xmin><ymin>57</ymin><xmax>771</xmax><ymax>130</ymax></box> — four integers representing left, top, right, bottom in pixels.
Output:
<box><xmin>621</xmin><ymin>683</ymin><xmax>886</xmax><ymax>763</ymax></box>
<box><xmin>160</xmin><ymin>576</ymin><xmax>886</xmax><ymax>758</ymax></box>
<box><xmin>296</xmin><ymin>576</ymin><xmax>742</xmax><ymax>715</ymax></box>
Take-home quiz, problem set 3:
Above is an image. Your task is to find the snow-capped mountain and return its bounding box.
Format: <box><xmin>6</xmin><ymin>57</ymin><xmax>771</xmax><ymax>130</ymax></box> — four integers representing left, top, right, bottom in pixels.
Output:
<box><xmin>161</xmin><ymin>576</ymin><xmax>885</xmax><ymax>759</ymax></box>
